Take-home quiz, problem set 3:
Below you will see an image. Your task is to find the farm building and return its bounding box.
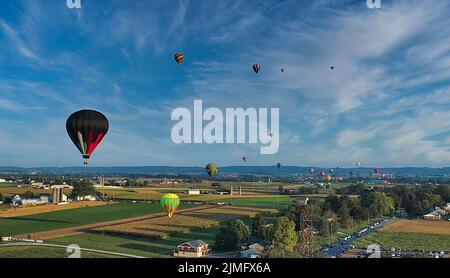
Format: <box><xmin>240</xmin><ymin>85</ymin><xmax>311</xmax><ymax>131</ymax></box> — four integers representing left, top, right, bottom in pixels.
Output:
<box><xmin>11</xmin><ymin>195</ymin><xmax>49</xmax><ymax>206</ymax></box>
<box><xmin>173</xmin><ymin>240</ymin><xmax>210</xmax><ymax>258</ymax></box>
<box><xmin>297</xmin><ymin>197</ymin><xmax>309</xmax><ymax>206</ymax></box>
<box><xmin>241</xmin><ymin>243</ymin><xmax>265</xmax><ymax>258</ymax></box>
<box><xmin>423</xmin><ymin>211</ymin><xmax>441</xmax><ymax>221</ymax></box>
<box><xmin>188</xmin><ymin>189</ymin><xmax>201</xmax><ymax>195</ymax></box>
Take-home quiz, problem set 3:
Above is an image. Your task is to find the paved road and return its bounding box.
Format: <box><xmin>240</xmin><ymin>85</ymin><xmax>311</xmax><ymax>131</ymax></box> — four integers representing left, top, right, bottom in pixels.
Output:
<box><xmin>0</xmin><ymin>242</ymin><xmax>145</xmax><ymax>258</ymax></box>
<box><xmin>323</xmin><ymin>218</ymin><xmax>397</xmax><ymax>258</ymax></box>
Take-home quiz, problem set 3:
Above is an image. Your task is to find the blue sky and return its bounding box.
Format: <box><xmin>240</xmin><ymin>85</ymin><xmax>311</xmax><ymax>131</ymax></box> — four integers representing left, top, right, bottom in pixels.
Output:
<box><xmin>0</xmin><ymin>0</ymin><xmax>450</xmax><ymax>167</ymax></box>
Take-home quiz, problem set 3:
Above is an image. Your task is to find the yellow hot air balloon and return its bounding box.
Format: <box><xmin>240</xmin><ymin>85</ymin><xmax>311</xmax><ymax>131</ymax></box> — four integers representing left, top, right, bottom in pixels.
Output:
<box><xmin>324</xmin><ymin>175</ymin><xmax>332</xmax><ymax>182</ymax></box>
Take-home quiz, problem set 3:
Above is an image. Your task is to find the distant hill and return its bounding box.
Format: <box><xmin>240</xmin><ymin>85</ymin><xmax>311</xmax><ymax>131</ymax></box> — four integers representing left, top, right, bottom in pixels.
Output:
<box><xmin>1</xmin><ymin>166</ymin><xmax>450</xmax><ymax>176</ymax></box>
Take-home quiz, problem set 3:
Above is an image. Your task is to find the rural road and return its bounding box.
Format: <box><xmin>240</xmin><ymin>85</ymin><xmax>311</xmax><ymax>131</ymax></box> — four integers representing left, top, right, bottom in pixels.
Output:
<box><xmin>0</xmin><ymin>242</ymin><xmax>145</xmax><ymax>258</ymax></box>
<box><xmin>14</xmin><ymin>205</ymin><xmax>217</xmax><ymax>240</ymax></box>
<box><xmin>324</xmin><ymin>217</ymin><xmax>397</xmax><ymax>258</ymax></box>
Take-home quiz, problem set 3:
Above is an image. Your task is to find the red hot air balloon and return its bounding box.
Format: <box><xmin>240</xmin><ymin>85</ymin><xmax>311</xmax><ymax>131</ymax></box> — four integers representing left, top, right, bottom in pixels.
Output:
<box><xmin>66</xmin><ymin>110</ymin><xmax>109</xmax><ymax>165</ymax></box>
<box><xmin>253</xmin><ymin>64</ymin><xmax>261</xmax><ymax>74</ymax></box>
<box><xmin>374</xmin><ymin>168</ymin><xmax>380</xmax><ymax>175</ymax></box>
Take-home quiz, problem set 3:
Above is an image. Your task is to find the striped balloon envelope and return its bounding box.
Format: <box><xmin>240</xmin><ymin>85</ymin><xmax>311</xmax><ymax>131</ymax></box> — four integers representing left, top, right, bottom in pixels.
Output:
<box><xmin>174</xmin><ymin>53</ymin><xmax>184</xmax><ymax>64</ymax></box>
<box><xmin>160</xmin><ymin>193</ymin><xmax>180</xmax><ymax>219</ymax></box>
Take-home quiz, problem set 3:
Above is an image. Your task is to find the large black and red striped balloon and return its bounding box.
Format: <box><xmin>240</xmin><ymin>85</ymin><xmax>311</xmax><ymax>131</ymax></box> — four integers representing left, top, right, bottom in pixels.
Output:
<box><xmin>66</xmin><ymin>110</ymin><xmax>109</xmax><ymax>165</ymax></box>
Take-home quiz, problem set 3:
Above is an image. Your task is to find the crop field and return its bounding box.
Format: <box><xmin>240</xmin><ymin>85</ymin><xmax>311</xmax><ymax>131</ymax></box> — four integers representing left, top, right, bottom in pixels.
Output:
<box><xmin>0</xmin><ymin>245</ymin><xmax>120</xmax><ymax>258</ymax></box>
<box><xmin>93</xmin><ymin>206</ymin><xmax>275</xmax><ymax>239</ymax></box>
<box><xmin>49</xmin><ymin>213</ymin><xmax>277</xmax><ymax>257</ymax></box>
<box><xmin>0</xmin><ymin>201</ymin><xmax>110</xmax><ymax>218</ymax></box>
<box><xmin>0</xmin><ymin>203</ymin><xmax>169</xmax><ymax>236</ymax></box>
<box><xmin>354</xmin><ymin>231</ymin><xmax>450</xmax><ymax>251</ymax></box>
<box><xmin>0</xmin><ymin>187</ymin><xmax>71</xmax><ymax>197</ymax></box>
<box><xmin>381</xmin><ymin>220</ymin><xmax>450</xmax><ymax>235</ymax></box>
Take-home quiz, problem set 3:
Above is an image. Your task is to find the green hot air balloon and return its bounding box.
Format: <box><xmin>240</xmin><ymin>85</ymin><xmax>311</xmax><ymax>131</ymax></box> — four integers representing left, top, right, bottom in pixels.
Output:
<box><xmin>160</xmin><ymin>193</ymin><xmax>180</xmax><ymax>219</ymax></box>
<box><xmin>205</xmin><ymin>163</ymin><xmax>218</xmax><ymax>177</ymax></box>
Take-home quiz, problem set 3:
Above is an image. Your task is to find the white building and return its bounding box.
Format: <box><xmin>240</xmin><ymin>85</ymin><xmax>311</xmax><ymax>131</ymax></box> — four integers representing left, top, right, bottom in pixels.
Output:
<box><xmin>188</xmin><ymin>189</ymin><xmax>201</xmax><ymax>195</ymax></box>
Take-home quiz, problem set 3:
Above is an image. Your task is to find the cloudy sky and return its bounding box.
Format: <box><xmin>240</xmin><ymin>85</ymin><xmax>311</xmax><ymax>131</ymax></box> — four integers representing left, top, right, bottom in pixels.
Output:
<box><xmin>0</xmin><ymin>0</ymin><xmax>450</xmax><ymax>167</ymax></box>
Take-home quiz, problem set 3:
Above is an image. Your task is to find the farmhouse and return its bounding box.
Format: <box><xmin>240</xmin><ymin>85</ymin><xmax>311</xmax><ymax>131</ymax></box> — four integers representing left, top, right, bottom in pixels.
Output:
<box><xmin>173</xmin><ymin>240</ymin><xmax>210</xmax><ymax>258</ymax></box>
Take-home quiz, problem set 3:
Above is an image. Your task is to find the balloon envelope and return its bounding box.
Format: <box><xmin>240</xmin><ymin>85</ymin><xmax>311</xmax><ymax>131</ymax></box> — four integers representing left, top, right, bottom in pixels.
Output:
<box><xmin>253</xmin><ymin>64</ymin><xmax>261</xmax><ymax>74</ymax></box>
<box><xmin>309</xmin><ymin>168</ymin><xmax>315</xmax><ymax>174</ymax></box>
<box><xmin>66</xmin><ymin>110</ymin><xmax>109</xmax><ymax>165</ymax></box>
<box><xmin>205</xmin><ymin>163</ymin><xmax>218</xmax><ymax>177</ymax></box>
<box><xmin>174</xmin><ymin>53</ymin><xmax>184</xmax><ymax>64</ymax></box>
<box><xmin>160</xmin><ymin>193</ymin><xmax>180</xmax><ymax>219</ymax></box>
<box><xmin>277</xmin><ymin>163</ymin><xmax>281</xmax><ymax>169</ymax></box>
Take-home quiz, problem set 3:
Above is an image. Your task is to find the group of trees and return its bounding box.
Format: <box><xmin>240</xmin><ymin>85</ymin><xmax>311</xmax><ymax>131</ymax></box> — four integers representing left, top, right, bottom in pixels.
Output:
<box><xmin>70</xmin><ymin>180</ymin><xmax>96</xmax><ymax>199</ymax></box>
<box><xmin>215</xmin><ymin>219</ymin><xmax>251</xmax><ymax>251</ymax></box>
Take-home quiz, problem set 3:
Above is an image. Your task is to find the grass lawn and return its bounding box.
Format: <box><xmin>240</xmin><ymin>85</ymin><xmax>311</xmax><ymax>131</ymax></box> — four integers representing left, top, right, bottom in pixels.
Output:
<box><xmin>354</xmin><ymin>231</ymin><xmax>450</xmax><ymax>251</ymax></box>
<box><xmin>0</xmin><ymin>245</ymin><xmax>120</xmax><ymax>258</ymax></box>
<box><xmin>49</xmin><ymin>213</ymin><xmax>277</xmax><ymax>258</ymax></box>
<box><xmin>0</xmin><ymin>203</ymin><xmax>172</xmax><ymax>236</ymax></box>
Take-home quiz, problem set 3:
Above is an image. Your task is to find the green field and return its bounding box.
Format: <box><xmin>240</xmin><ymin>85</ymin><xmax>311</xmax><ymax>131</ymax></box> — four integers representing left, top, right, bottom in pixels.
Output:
<box><xmin>0</xmin><ymin>203</ymin><xmax>175</xmax><ymax>236</ymax></box>
<box><xmin>354</xmin><ymin>231</ymin><xmax>450</xmax><ymax>251</ymax></box>
<box><xmin>49</xmin><ymin>214</ymin><xmax>277</xmax><ymax>257</ymax></box>
<box><xmin>0</xmin><ymin>245</ymin><xmax>120</xmax><ymax>258</ymax></box>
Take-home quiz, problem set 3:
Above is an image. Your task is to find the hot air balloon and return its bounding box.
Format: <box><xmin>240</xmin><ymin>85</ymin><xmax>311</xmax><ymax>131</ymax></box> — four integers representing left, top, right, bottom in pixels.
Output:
<box><xmin>174</xmin><ymin>53</ymin><xmax>184</xmax><ymax>64</ymax></box>
<box><xmin>374</xmin><ymin>168</ymin><xmax>380</xmax><ymax>175</ymax></box>
<box><xmin>309</xmin><ymin>168</ymin><xmax>315</xmax><ymax>174</ymax></box>
<box><xmin>243</xmin><ymin>155</ymin><xmax>248</xmax><ymax>162</ymax></box>
<box><xmin>324</xmin><ymin>175</ymin><xmax>332</xmax><ymax>182</ymax></box>
<box><xmin>205</xmin><ymin>163</ymin><xmax>218</xmax><ymax>177</ymax></box>
<box><xmin>281</xmin><ymin>67</ymin><xmax>286</xmax><ymax>73</ymax></box>
<box><xmin>329</xmin><ymin>169</ymin><xmax>334</xmax><ymax>174</ymax></box>
<box><xmin>66</xmin><ymin>110</ymin><xmax>109</xmax><ymax>165</ymax></box>
<box><xmin>160</xmin><ymin>193</ymin><xmax>180</xmax><ymax>219</ymax></box>
<box><xmin>356</xmin><ymin>162</ymin><xmax>361</xmax><ymax>167</ymax></box>
<box><xmin>253</xmin><ymin>64</ymin><xmax>261</xmax><ymax>74</ymax></box>
<box><xmin>277</xmin><ymin>163</ymin><xmax>281</xmax><ymax>169</ymax></box>
<box><xmin>319</xmin><ymin>171</ymin><xmax>326</xmax><ymax>177</ymax></box>
<box><xmin>330</xmin><ymin>66</ymin><xmax>335</xmax><ymax>70</ymax></box>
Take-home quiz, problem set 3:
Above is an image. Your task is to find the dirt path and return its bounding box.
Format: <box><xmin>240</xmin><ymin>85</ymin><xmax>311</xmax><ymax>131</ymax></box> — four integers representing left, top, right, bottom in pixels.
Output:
<box><xmin>15</xmin><ymin>205</ymin><xmax>216</xmax><ymax>240</ymax></box>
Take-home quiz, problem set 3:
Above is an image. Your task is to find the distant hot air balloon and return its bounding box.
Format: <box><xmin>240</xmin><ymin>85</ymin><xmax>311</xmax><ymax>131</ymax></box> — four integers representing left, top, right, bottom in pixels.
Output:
<box><xmin>160</xmin><ymin>193</ymin><xmax>180</xmax><ymax>219</ymax></box>
<box><xmin>174</xmin><ymin>53</ymin><xmax>184</xmax><ymax>64</ymax></box>
<box><xmin>331</xmin><ymin>66</ymin><xmax>335</xmax><ymax>70</ymax></box>
<box><xmin>253</xmin><ymin>64</ymin><xmax>261</xmax><ymax>74</ymax></box>
<box><xmin>356</xmin><ymin>162</ymin><xmax>361</xmax><ymax>167</ymax></box>
<box><xmin>277</xmin><ymin>163</ymin><xmax>281</xmax><ymax>169</ymax></box>
<box><xmin>319</xmin><ymin>171</ymin><xmax>326</xmax><ymax>177</ymax></box>
<box><xmin>325</xmin><ymin>175</ymin><xmax>332</xmax><ymax>182</ymax></box>
<box><xmin>205</xmin><ymin>163</ymin><xmax>218</xmax><ymax>177</ymax></box>
<box><xmin>309</xmin><ymin>168</ymin><xmax>315</xmax><ymax>174</ymax></box>
<box><xmin>66</xmin><ymin>110</ymin><xmax>109</xmax><ymax>165</ymax></box>
<box><xmin>374</xmin><ymin>168</ymin><xmax>380</xmax><ymax>175</ymax></box>
<box><xmin>329</xmin><ymin>169</ymin><xmax>334</xmax><ymax>174</ymax></box>
<box><xmin>281</xmin><ymin>67</ymin><xmax>286</xmax><ymax>73</ymax></box>
<box><xmin>243</xmin><ymin>155</ymin><xmax>248</xmax><ymax>162</ymax></box>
